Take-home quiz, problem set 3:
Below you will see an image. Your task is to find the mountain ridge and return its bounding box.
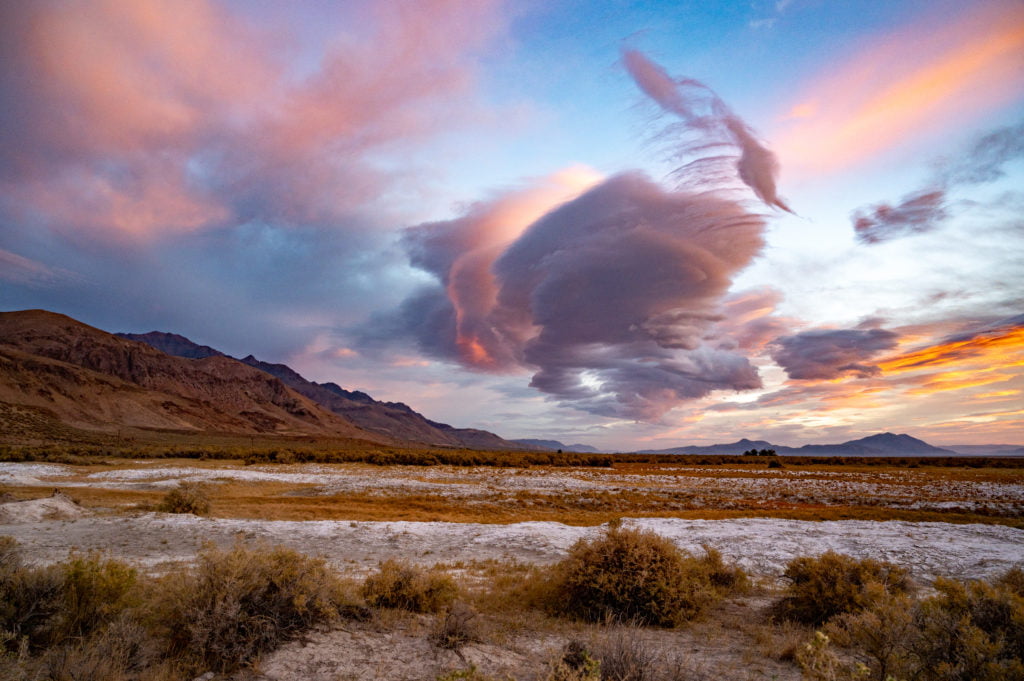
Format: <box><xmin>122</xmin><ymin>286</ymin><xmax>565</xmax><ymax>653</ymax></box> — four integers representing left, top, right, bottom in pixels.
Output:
<box><xmin>118</xmin><ymin>330</ymin><xmax>529</xmax><ymax>450</ymax></box>
<box><xmin>0</xmin><ymin>310</ymin><xmax>386</xmax><ymax>442</ymax></box>
<box><xmin>639</xmin><ymin>432</ymin><xmax>957</xmax><ymax>456</ymax></box>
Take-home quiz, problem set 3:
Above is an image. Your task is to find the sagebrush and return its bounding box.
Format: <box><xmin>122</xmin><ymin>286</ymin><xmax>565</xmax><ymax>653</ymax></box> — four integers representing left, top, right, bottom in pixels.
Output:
<box><xmin>542</xmin><ymin>526</ymin><xmax>746</xmax><ymax>627</ymax></box>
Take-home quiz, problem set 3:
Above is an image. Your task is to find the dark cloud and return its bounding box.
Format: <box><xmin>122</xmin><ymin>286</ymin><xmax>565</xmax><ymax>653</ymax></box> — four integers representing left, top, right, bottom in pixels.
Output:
<box><xmin>771</xmin><ymin>328</ymin><xmax>900</xmax><ymax>380</ymax></box>
<box><xmin>387</xmin><ymin>52</ymin><xmax>786</xmax><ymax>420</ymax></box>
<box><xmin>853</xmin><ymin>121</ymin><xmax>1024</xmax><ymax>244</ymax></box>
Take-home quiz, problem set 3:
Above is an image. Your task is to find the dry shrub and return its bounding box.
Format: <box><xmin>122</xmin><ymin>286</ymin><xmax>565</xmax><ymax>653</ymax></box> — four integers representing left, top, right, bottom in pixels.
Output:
<box><xmin>436</xmin><ymin>667</ymin><xmax>506</xmax><ymax>681</ymax></box>
<box><xmin>909</xmin><ymin>574</ymin><xmax>1024</xmax><ymax>681</ymax></box>
<box><xmin>547</xmin><ymin>640</ymin><xmax>602</xmax><ymax>681</ymax></box>
<box><xmin>996</xmin><ymin>566</ymin><xmax>1024</xmax><ymax>596</ymax></box>
<box><xmin>811</xmin><ymin>568</ymin><xmax>1024</xmax><ymax>681</ymax></box>
<box><xmin>752</xmin><ymin>619</ymin><xmax>811</xmax><ymax>662</ymax></box>
<box><xmin>362</xmin><ymin>559</ymin><xmax>457</xmax><ymax>613</ymax></box>
<box><xmin>156</xmin><ymin>542</ymin><xmax>345</xmax><ymax>672</ymax></box>
<box><xmin>590</xmin><ymin>626</ymin><xmax>654</xmax><ymax>681</ymax></box>
<box><xmin>57</xmin><ymin>551</ymin><xmax>138</xmax><ymax>641</ymax></box>
<box><xmin>0</xmin><ymin>541</ymin><xmax>137</xmax><ymax>652</ymax></box>
<box><xmin>543</xmin><ymin>527</ymin><xmax>746</xmax><ymax>627</ymax></box>
<box><xmin>430</xmin><ymin>601</ymin><xmax>480</xmax><ymax>650</ymax></box>
<box><xmin>825</xmin><ymin>587</ymin><xmax>918</xmax><ymax>681</ymax></box>
<box><xmin>773</xmin><ymin>551</ymin><xmax>911</xmax><ymax>625</ymax></box>
<box><xmin>0</xmin><ymin>539</ymin><xmax>63</xmax><ymax>650</ymax></box>
<box><xmin>38</xmin><ymin>617</ymin><xmax>159</xmax><ymax>681</ymax></box>
<box><xmin>156</xmin><ymin>481</ymin><xmax>211</xmax><ymax>515</ymax></box>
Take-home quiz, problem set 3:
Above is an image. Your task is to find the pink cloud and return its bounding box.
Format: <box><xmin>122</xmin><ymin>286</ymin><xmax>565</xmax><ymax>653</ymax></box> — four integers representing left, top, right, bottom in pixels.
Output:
<box><xmin>1</xmin><ymin>0</ymin><xmax>505</xmax><ymax>238</ymax></box>
<box><xmin>773</xmin><ymin>2</ymin><xmax>1024</xmax><ymax>176</ymax></box>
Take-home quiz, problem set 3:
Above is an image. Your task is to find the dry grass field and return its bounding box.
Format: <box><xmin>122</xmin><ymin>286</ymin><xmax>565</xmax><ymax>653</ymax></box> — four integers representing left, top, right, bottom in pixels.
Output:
<box><xmin>2</xmin><ymin>453</ymin><xmax>1022</xmax><ymax>527</ymax></box>
<box><xmin>1</xmin><ymin>448</ymin><xmax>1022</xmax><ymax>680</ymax></box>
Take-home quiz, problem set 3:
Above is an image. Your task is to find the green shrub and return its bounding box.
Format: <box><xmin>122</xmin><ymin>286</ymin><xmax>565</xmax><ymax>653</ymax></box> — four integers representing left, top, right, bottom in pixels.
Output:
<box><xmin>773</xmin><ymin>551</ymin><xmax>911</xmax><ymax>625</ymax></box>
<box><xmin>156</xmin><ymin>542</ymin><xmax>344</xmax><ymax>672</ymax></box>
<box><xmin>543</xmin><ymin>526</ymin><xmax>746</xmax><ymax>627</ymax></box>
<box><xmin>362</xmin><ymin>560</ymin><xmax>458</xmax><ymax>613</ymax></box>
<box><xmin>156</xmin><ymin>482</ymin><xmax>211</xmax><ymax>515</ymax></box>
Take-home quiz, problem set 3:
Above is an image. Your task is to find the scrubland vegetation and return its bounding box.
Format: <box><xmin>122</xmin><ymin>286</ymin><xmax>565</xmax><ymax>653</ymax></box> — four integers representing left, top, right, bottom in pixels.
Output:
<box><xmin>1</xmin><ymin>528</ymin><xmax>1021</xmax><ymax>681</ymax></box>
<box><xmin>4</xmin><ymin>442</ymin><xmax>1023</xmax><ymax>470</ymax></box>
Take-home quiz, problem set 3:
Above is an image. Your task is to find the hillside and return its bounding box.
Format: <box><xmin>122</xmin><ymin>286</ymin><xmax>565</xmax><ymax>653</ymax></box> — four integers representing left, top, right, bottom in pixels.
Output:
<box><xmin>0</xmin><ymin>310</ymin><xmax>389</xmax><ymax>443</ymax></box>
<box><xmin>118</xmin><ymin>332</ymin><xmax>529</xmax><ymax>450</ymax></box>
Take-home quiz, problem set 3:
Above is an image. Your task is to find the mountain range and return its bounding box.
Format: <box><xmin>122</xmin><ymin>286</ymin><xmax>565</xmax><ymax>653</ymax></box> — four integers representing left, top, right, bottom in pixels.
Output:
<box><xmin>638</xmin><ymin>432</ymin><xmax>957</xmax><ymax>457</ymax></box>
<box><xmin>116</xmin><ymin>330</ymin><xmax>526</xmax><ymax>450</ymax></box>
<box><xmin>2</xmin><ymin>309</ymin><xmax>1016</xmax><ymax>455</ymax></box>
<box><xmin>0</xmin><ymin>310</ymin><xmax>526</xmax><ymax>449</ymax></box>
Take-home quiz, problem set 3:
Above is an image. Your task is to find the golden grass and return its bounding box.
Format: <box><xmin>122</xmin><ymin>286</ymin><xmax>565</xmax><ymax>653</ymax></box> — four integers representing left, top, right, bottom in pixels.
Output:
<box><xmin>2</xmin><ymin>456</ymin><xmax>1021</xmax><ymax>527</ymax></box>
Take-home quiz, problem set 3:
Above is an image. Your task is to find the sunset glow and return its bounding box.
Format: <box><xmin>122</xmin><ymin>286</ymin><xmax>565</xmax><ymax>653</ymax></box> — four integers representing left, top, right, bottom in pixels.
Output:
<box><xmin>1</xmin><ymin>0</ymin><xmax>1021</xmax><ymax>450</ymax></box>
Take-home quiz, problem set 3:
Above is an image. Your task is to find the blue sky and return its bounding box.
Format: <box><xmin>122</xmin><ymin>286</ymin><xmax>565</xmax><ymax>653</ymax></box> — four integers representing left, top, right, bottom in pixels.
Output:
<box><xmin>1</xmin><ymin>0</ymin><xmax>1022</xmax><ymax>449</ymax></box>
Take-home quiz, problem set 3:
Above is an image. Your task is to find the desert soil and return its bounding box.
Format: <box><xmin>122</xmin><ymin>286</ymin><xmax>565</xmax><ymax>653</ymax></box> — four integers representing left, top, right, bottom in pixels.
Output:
<box><xmin>2</xmin><ymin>460</ymin><xmax>1022</xmax><ymax>680</ymax></box>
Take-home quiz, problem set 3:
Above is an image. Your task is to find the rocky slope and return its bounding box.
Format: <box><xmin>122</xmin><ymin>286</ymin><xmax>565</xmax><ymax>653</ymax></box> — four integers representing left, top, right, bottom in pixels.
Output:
<box><xmin>118</xmin><ymin>332</ymin><xmax>529</xmax><ymax>449</ymax></box>
<box><xmin>0</xmin><ymin>310</ymin><xmax>388</xmax><ymax>442</ymax></box>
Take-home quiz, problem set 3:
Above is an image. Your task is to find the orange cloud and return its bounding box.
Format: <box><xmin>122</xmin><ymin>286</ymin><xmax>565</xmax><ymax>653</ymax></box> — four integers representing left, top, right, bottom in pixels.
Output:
<box><xmin>442</xmin><ymin>167</ymin><xmax>603</xmax><ymax>368</ymax></box>
<box><xmin>774</xmin><ymin>2</ymin><xmax>1024</xmax><ymax>175</ymax></box>
<box><xmin>879</xmin><ymin>326</ymin><xmax>1024</xmax><ymax>374</ymax></box>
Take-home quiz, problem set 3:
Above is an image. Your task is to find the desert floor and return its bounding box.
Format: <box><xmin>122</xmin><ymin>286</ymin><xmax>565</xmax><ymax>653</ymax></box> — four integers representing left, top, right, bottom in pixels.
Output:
<box><xmin>2</xmin><ymin>458</ymin><xmax>1022</xmax><ymax>680</ymax></box>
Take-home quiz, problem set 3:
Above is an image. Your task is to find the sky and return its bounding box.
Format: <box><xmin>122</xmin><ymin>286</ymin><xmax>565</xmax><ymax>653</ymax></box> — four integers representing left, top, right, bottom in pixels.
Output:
<box><xmin>1</xmin><ymin>0</ymin><xmax>1022</xmax><ymax>450</ymax></box>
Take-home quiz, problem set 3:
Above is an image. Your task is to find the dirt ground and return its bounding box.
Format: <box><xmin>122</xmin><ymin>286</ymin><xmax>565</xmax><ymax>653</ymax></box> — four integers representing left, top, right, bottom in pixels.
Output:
<box><xmin>1</xmin><ymin>459</ymin><xmax>1022</xmax><ymax>680</ymax></box>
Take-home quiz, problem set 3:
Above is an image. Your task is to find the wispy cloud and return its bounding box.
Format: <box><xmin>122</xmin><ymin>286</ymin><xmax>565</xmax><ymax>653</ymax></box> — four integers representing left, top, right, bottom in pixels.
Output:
<box><xmin>774</xmin><ymin>2</ymin><xmax>1024</xmax><ymax>175</ymax></box>
<box><xmin>852</xmin><ymin>121</ymin><xmax>1024</xmax><ymax>243</ymax></box>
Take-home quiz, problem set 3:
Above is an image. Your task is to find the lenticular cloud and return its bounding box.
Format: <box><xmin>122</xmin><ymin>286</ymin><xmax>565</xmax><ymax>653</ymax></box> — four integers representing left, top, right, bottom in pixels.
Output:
<box><xmin>395</xmin><ymin>51</ymin><xmax>790</xmax><ymax>420</ymax></box>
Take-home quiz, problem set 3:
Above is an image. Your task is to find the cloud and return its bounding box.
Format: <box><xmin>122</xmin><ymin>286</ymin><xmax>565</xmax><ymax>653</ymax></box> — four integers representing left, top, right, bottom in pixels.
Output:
<box><xmin>622</xmin><ymin>50</ymin><xmax>792</xmax><ymax>212</ymax></box>
<box><xmin>771</xmin><ymin>328</ymin><xmax>900</xmax><ymax>380</ymax></box>
<box><xmin>0</xmin><ymin>0</ymin><xmax>501</xmax><ymax>239</ymax></box>
<box><xmin>852</xmin><ymin>190</ymin><xmax>948</xmax><ymax>244</ymax></box>
<box><xmin>774</xmin><ymin>1</ymin><xmax>1024</xmax><ymax>175</ymax></box>
<box><xmin>878</xmin><ymin>314</ymin><xmax>1024</xmax><ymax>374</ymax></box>
<box><xmin>385</xmin><ymin>52</ymin><xmax>785</xmax><ymax>420</ymax></box>
<box><xmin>937</xmin><ymin>121</ymin><xmax>1024</xmax><ymax>187</ymax></box>
<box><xmin>852</xmin><ymin>120</ymin><xmax>1024</xmax><ymax>243</ymax></box>
<box><xmin>0</xmin><ymin>0</ymin><xmax>512</xmax><ymax>362</ymax></box>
